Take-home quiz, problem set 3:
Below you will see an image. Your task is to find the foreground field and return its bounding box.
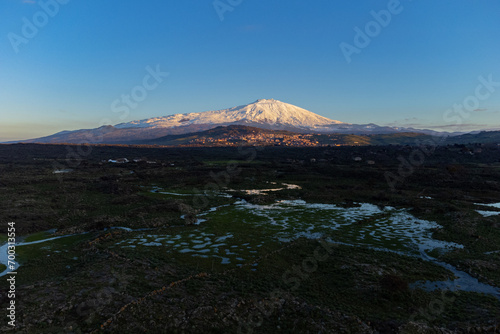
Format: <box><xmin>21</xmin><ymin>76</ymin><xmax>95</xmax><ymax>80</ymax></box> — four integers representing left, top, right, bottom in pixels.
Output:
<box><xmin>0</xmin><ymin>144</ymin><xmax>499</xmax><ymax>333</ymax></box>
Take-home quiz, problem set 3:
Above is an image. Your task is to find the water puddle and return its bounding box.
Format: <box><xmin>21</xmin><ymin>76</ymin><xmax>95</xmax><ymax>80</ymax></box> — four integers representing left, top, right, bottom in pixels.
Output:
<box><xmin>475</xmin><ymin>202</ymin><xmax>500</xmax><ymax>217</ymax></box>
<box><xmin>0</xmin><ymin>227</ymin><xmax>140</xmax><ymax>277</ymax></box>
<box><xmin>229</xmin><ymin>200</ymin><xmax>462</xmax><ymax>256</ymax></box>
<box><xmin>0</xmin><ymin>232</ymin><xmax>88</xmax><ymax>277</ymax></box>
<box><xmin>148</xmin><ymin>185</ymin><xmax>232</xmax><ymax>198</ymax></box>
<box><xmin>113</xmin><ymin>199</ymin><xmax>467</xmax><ymax>275</ymax></box>
<box><xmin>6</xmin><ymin>195</ymin><xmax>499</xmax><ymax>299</ymax></box>
<box><xmin>113</xmin><ymin>232</ymin><xmax>248</xmax><ymax>265</ymax></box>
<box><xmin>411</xmin><ymin>251</ymin><xmax>500</xmax><ymax>300</ymax></box>
<box><xmin>226</xmin><ymin>183</ymin><xmax>302</xmax><ymax>195</ymax></box>
<box><xmin>53</xmin><ymin>169</ymin><xmax>73</xmax><ymax>174</ymax></box>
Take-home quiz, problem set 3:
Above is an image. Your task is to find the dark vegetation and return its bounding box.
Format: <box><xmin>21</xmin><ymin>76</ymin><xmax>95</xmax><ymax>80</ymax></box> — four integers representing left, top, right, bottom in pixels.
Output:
<box><xmin>0</xmin><ymin>143</ymin><xmax>500</xmax><ymax>333</ymax></box>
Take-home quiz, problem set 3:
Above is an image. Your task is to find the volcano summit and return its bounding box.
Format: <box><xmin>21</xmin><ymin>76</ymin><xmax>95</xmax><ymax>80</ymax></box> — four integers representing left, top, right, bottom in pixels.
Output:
<box><xmin>15</xmin><ymin>99</ymin><xmax>435</xmax><ymax>144</ymax></box>
<box><xmin>114</xmin><ymin>99</ymin><xmax>345</xmax><ymax>131</ymax></box>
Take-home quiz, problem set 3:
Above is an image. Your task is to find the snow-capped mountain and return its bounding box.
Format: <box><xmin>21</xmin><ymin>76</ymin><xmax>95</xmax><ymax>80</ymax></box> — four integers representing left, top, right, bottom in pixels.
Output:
<box><xmin>115</xmin><ymin>99</ymin><xmax>345</xmax><ymax>131</ymax></box>
<box><xmin>12</xmin><ymin>99</ymin><xmax>452</xmax><ymax>144</ymax></box>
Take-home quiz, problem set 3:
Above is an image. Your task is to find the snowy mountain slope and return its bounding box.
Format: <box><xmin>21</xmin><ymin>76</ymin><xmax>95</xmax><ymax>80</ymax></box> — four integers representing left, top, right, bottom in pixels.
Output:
<box><xmin>115</xmin><ymin>99</ymin><xmax>345</xmax><ymax>131</ymax></box>
<box><xmin>11</xmin><ymin>99</ymin><xmax>459</xmax><ymax>144</ymax></box>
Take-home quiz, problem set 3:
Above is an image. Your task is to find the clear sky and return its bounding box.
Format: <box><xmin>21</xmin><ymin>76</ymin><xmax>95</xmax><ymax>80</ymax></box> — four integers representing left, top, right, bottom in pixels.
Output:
<box><xmin>1</xmin><ymin>0</ymin><xmax>500</xmax><ymax>141</ymax></box>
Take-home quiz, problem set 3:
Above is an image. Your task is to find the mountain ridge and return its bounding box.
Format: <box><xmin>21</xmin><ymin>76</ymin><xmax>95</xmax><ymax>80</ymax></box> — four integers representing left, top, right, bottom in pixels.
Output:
<box><xmin>10</xmin><ymin>124</ymin><xmax>500</xmax><ymax>147</ymax></box>
<box><xmin>6</xmin><ymin>99</ymin><xmax>474</xmax><ymax>144</ymax></box>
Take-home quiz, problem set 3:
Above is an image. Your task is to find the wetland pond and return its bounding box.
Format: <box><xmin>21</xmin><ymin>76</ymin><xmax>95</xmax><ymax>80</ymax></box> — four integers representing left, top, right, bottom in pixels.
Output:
<box><xmin>2</xmin><ymin>187</ymin><xmax>499</xmax><ymax>300</ymax></box>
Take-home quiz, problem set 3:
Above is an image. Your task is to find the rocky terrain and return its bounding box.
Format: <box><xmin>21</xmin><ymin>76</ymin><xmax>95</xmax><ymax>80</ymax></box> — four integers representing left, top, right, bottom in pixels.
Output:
<box><xmin>0</xmin><ymin>144</ymin><xmax>499</xmax><ymax>333</ymax></box>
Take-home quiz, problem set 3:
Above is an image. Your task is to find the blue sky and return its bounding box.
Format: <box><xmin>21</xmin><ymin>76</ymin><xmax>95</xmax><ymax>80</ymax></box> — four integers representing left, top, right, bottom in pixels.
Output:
<box><xmin>1</xmin><ymin>0</ymin><xmax>500</xmax><ymax>141</ymax></box>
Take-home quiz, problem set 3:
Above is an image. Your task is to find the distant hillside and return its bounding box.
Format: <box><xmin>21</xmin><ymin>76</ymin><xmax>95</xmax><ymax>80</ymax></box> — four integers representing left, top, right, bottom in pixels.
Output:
<box><xmin>141</xmin><ymin>125</ymin><xmax>298</xmax><ymax>146</ymax></box>
<box><xmin>443</xmin><ymin>131</ymin><xmax>500</xmax><ymax>145</ymax></box>
<box><xmin>140</xmin><ymin>125</ymin><xmax>437</xmax><ymax>147</ymax></box>
<box><xmin>14</xmin><ymin>123</ymin><xmax>500</xmax><ymax>147</ymax></box>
